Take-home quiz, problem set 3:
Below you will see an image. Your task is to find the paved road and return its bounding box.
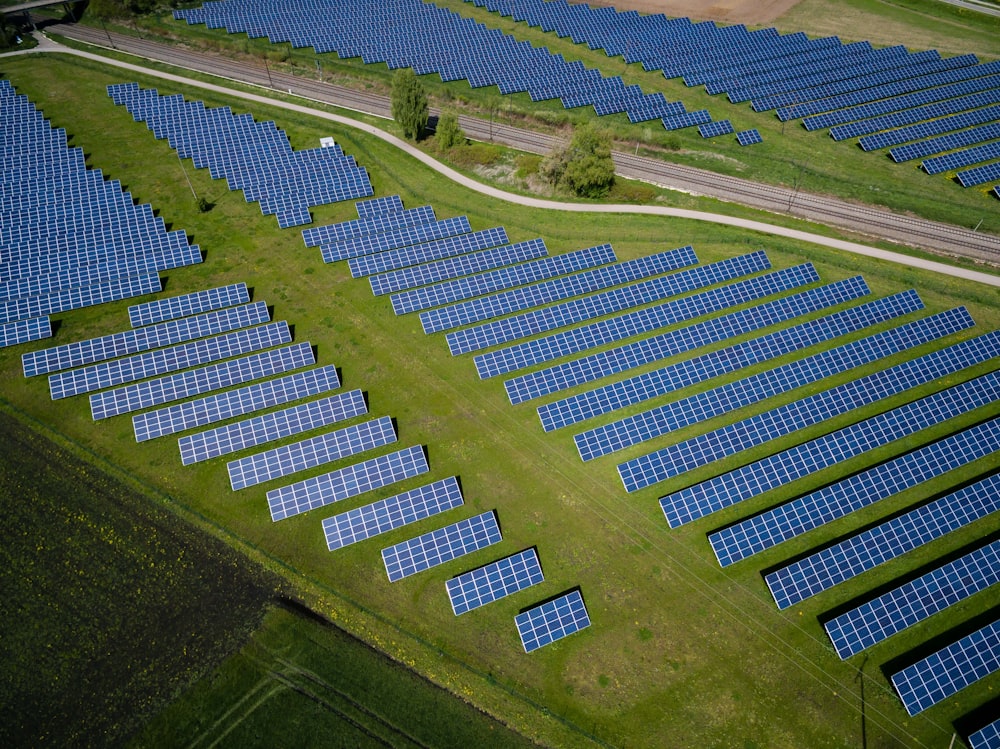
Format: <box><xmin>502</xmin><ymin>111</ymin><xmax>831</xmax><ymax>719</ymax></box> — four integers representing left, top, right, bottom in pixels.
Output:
<box><xmin>11</xmin><ymin>32</ymin><xmax>999</xmax><ymax>291</ymax></box>
<box><xmin>33</xmin><ymin>20</ymin><xmax>1000</xmax><ymax>266</ymax></box>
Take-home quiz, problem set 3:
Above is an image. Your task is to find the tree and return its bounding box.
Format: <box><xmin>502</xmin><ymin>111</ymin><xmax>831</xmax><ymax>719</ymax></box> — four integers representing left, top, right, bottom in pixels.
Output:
<box><xmin>434</xmin><ymin>111</ymin><xmax>465</xmax><ymax>150</ymax></box>
<box><xmin>540</xmin><ymin>123</ymin><xmax>615</xmax><ymax>198</ymax></box>
<box><xmin>390</xmin><ymin>68</ymin><xmax>428</xmax><ymax>141</ymax></box>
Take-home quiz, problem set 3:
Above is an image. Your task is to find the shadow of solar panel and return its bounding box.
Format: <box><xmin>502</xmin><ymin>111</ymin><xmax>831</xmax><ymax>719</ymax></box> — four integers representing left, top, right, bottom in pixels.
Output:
<box><xmin>267</xmin><ymin>444</ymin><xmax>429</xmax><ymax>522</ymax></box>
<box><xmin>891</xmin><ymin>618</ymin><xmax>1000</xmax><ymax>716</ymax></box>
<box><xmin>128</xmin><ymin>283</ymin><xmax>249</xmax><ymax>328</ymax></box>
<box><xmin>382</xmin><ymin>511</ymin><xmax>502</xmax><ymax>582</ymax></box>
<box><xmin>447</xmin><ymin>548</ymin><xmax>544</xmax><ymax>615</ymax></box>
<box><xmin>25</xmin><ymin>301</ymin><xmax>269</xmax><ymax>378</ymax></box>
<box><xmin>765</xmin><ymin>473</ymin><xmax>1000</xmax><ymax>610</ymax></box>
<box><xmin>1</xmin><ymin>316</ymin><xmax>51</xmax><ymax>349</ymax></box>
<box><xmin>322</xmin><ymin>216</ymin><xmax>472</xmax><ymax>263</ymax></box>
<box><xmin>228</xmin><ymin>414</ymin><xmax>396</xmax><ymax>490</ymax></box>
<box><xmin>378</xmin><ymin>238</ymin><xmax>552</xmax><ymax>301</ymax></box>
<box><xmin>531</xmin><ymin>282</ymin><xmax>906</xmax><ymax>421</ymax></box>
<box><xmin>90</xmin><ymin>341</ymin><xmax>315</xmax><ymax>420</ymax></box>
<box><xmin>133</xmin><ymin>364</ymin><xmax>341</xmax><ymax>442</ymax></box>
<box><xmin>323</xmin><ymin>476</ymin><xmax>464</xmax><ymax>550</ymax></box>
<box><xmin>620</xmin><ymin>308</ymin><xmax>982</xmax><ymax>493</ymax></box>
<box><xmin>474</xmin><ymin>263</ymin><xmax>819</xmax><ymax>379</ymax></box>
<box><xmin>430</xmin><ymin>244</ymin><xmax>703</xmax><ymax>337</ymax></box>
<box><xmin>349</xmin><ymin>227</ymin><xmax>508</xmax><ymax>278</ymax></box>
<box><xmin>0</xmin><ymin>273</ymin><xmax>161</xmax><ymax>325</ymax></box>
<box><xmin>826</xmin><ymin>540</ymin><xmax>1000</xmax><ymax>659</ymax></box>
<box><xmin>968</xmin><ymin>718</ymin><xmax>1000</xmax><ymax>749</ymax></box>
<box><xmin>49</xmin><ymin>321</ymin><xmax>292</xmax><ymax>400</ymax></box>
<box><xmin>515</xmin><ymin>590</ymin><xmax>590</xmax><ymax>653</ymax></box>
<box><xmin>708</xmin><ymin>413</ymin><xmax>1000</xmax><ymax>567</ymax></box>
<box><xmin>180</xmin><ymin>389</ymin><xmax>367</xmax><ymax>465</ymax></box>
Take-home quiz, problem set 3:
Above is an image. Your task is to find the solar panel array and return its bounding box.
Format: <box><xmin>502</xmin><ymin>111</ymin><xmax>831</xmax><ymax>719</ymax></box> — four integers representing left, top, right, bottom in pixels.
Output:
<box><xmin>515</xmin><ymin>590</ymin><xmax>591</xmax><ymax>653</ymax></box>
<box><xmin>708</xmin><ymin>414</ymin><xmax>1000</xmax><ymax>567</ymax></box>
<box><xmin>0</xmin><ymin>80</ymin><xmax>200</xmax><ymax>341</ymax></box>
<box><xmin>533</xmin><ymin>285</ymin><xmax>911</xmax><ymax>426</ymax></box>
<box><xmin>228</xmin><ymin>414</ymin><xmax>396</xmax><ymax>490</ymax></box>
<box><xmin>322</xmin><ymin>476</ymin><xmax>464</xmax><ymax>550</ymax></box>
<box><xmin>180</xmin><ymin>389</ymin><xmax>367</xmax><ymax>465</ymax></box>
<box><xmin>127</xmin><ymin>282</ymin><xmax>249</xmax><ymax>327</ymax></box>
<box><xmin>825</xmin><ymin>540</ymin><xmax>1000</xmax><ymax>659</ymax></box>
<box><xmin>891</xmin><ymin>618</ymin><xmax>1000</xmax><ymax>715</ymax></box>
<box><xmin>323</xmin><ymin>216</ymin><xmax>473</xmax><ymax>264</ymax></box>
<box><xmin>447</xmin><ymin>548</ymin><xmax>544</xmax><ymax>615</ymax></box>
<box><xmin>433</xmin><ymin>244</ymin><xmax>708</xmax><ymax>339</ymax></box>
<box><xmin>133</xmin><ymin>364</ymin><xmax>340</xmax><ymax>442</ymax></box>
<box><xmin>620</xmin><ymin>311</ymin><xmax>983</xmax><ymax>493</ymax></box>
<box><xmin>766</xmin><ymin>473</ymin><xmax>1000</xmax><ymax>610</ymax></box>
<box><xmin>474</xmin><ymin>263</ymin><xmax>820</xmax><ymax>379</ymax></box>
<box><xmin>267</xmin><ymin>444</ymin><xmax>429</xmax><ymax>522</ymax></box>
<box><xmin>381</xmin><ymin>511</ymin><xmax>502</xmax><ymax>582</ymax></box>
<box><xmin>108</xmin><ymin>83</ymin><xmax>372</xmax><ymax>227</ymax></box>
<box><xmin>968</xmin><ymin>718</ymin><xmax>1000</xmax><ymax>749</ymax></box>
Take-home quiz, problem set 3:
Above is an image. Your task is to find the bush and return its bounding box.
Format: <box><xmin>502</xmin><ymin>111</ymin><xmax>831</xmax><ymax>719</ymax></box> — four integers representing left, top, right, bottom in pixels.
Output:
<box><xmin>390</xmin><ymin>68</ymin><xmax>429</xmax><ymax>141</ymax></box>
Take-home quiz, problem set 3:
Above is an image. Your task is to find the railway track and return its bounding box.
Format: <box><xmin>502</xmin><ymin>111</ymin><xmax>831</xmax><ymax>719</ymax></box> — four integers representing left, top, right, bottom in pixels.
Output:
<box><xmin>42</xmin><ymin>19</ymin><xmax>1000</xmax><ymax>266</ymax></box>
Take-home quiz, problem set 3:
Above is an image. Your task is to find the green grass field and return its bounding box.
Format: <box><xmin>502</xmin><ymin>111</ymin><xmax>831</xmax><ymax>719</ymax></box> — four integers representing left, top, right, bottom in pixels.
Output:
<box><xmin>2</xmin><ymin>12</ymin><xmax>1000</xmax><ymax>747</ymax></box>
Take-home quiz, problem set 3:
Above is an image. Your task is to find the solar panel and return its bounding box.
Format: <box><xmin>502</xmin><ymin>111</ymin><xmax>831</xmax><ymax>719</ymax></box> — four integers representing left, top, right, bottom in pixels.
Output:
<box><xmin>321</xmin><ymin>216</ymin><xmax>472</xmax><ymax>264</ymax></box>
<box><xmin>381</xmin><ymin>511</ymin><xmax>502</xmax><ymax>582</ymax></box>
<box><xmin>532</xmin><ymin>285</ymin><xmax>911</xmax><ymax>425</ymax></box>
<box><xmin>891</xmin><ymin>618</ymin><xmax>1000</xmax><ymax>716</ymax></box>
<box><xmin>619</xmin><ymin>309</ymin><xmax>981</xmax><ymax>493</ymax></box>
<box><xmin>1</xmin><ymin>316</ymin><xmax>51</xmax><ymax>349</ymax></box>
<box><xmin>133</xmin><ymin>364</ymin><xmax>340</xmax><ymax>442</ymax></box>
<box><xmin>698</xmin><ymin>120</ymin><xmax>734</xmax><ymax>138</ymax></box>
<box><xmin>708</xmin><ymin>414</ymin><xmax>1000</xmax><ymax>567</ymax></box>
<box><xmin>267</xmin><ymin>444</ymin><xmax>429</xmax><ymax>522</ymax></box>
<box><xmin>348</xmin><ymin>227</ymin><xmax>509</xmax><ymax>278</ymax></box>
<box><xmin>323</xmin><ymin>476</ymin><xmax>464</xmax><ymax>550</ymax></box>
<box><xmin>127</xmin><ymin>283</ymin><xmax>249</xmax><ymax>327</ymax></box>
<box><xmin>968</xmin><ymin>718</ymin><xmax>1000</xmax><ymax>749</ymax></box>
<box><xmin>90</xmin><ymin>341</ymin><xmax>315</xmax><ymax>420</ymax></box>
<box><xmin>0</xmin><ymin>273</ymin><xmax>161</xmax><ymax>325</ymax></box>
<box><xmin>474</xmin><ymin>263</ymin><xmax>820</xmax><ymax>378</ymax></box>
<box><xmin>825</xmin><ymin>540</ymin><xmax>1000</xmax><ymax>659</ymax></box>
<box><xmin>49</xmin><ymin>321</ymin><xmax>292</xmax><ymax>400</ymax></box>
<box><xmin>659</xmin><ymin>324</ymin><xmax>995</xmax><ymax>527</ymax></box>
<box><xmin>515</xmin><ymin>590</ymin><xmax>591</xmax><ymax>653</ymax></box>
<box><xmin>736</xmin><ymin>129</ymin><xmax>763</xmax><ymax>146</ymax></box>
<box><xmin>179</xmin><ymin>389</ymin><xmax>367</xmax><ymax>464</ymax></box>
<box><xmin>376</xmin><ymin>238</ymin><xmax>551</xmax><ymax>299</ymax></box>
<box><xmin>765</xmin><ymin>473</ymin><xmax>1000</xmax><ymax>609</ymax></box>
<box><xmin>227</xmin><ymin>414</ymin><xmax>396</xmax><ymax>490</ymax></box>
<box><xmin>25</xmin><ymin>301</ymin><xmax>271</xmax><ymax>378</ymax></box>
<box><xmin>431</xmin><ymin>244</ymin><xmax>706</xmax><ymax>338</ymax></box>
<box><xmin>447</xmin><ymin>548</ymin><xmax>544</xmax><ymax>615</ymax></box>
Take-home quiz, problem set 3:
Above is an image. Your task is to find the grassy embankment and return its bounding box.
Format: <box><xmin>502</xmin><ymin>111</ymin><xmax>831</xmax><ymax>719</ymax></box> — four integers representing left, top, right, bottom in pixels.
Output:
<box><xmin>2</xmin><ymin>46</ymin><xmax>1000</xmax><ymax>748</ymax></box>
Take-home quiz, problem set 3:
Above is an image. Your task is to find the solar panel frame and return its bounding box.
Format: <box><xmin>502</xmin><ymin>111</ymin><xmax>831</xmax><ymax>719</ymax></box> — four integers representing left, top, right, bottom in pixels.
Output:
<box><xmin>381</xmin><ymin>511</ymin><xmax>503</xmax><ymax>582</ymax></box>
<box><xmin>515</xmin><ymin>590</ymin><xmax>591</xmax><ymax>653</ymax></box>
<box><xmin>447</xmin><ymin>548</ymin><xmax>544</xmax><ymax>615</ymax></box>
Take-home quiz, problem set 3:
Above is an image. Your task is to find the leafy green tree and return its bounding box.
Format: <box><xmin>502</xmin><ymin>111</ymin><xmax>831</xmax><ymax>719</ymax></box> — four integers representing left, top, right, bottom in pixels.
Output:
<box><xmin>540</xmin><ymin>123</ymin><xmax>615</xmax><ymax>198</ymax></box>
<box><xmin>434</xmin><ymin>111</ymin><xmax>465</xmax><ymax>150</ymax></box>
<box><xmin>390</xmin><ymin>68</ymin><xmax>429</xmax><ymax>141</ymax></box>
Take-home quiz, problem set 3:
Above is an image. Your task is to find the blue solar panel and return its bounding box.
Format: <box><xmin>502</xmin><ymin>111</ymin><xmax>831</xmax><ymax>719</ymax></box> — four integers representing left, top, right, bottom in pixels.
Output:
<box><xmin>127</xmin><ymin>283</ymin><xmax>249</xmax><ymax>327</ymax></box>
<box><xmin>891</xmin><ymin>618</ymin><xmax>1000</xmax><ymax>716</ymax></box>
<box><xmin>90</xmin><ymin>341</ymin><xmax>315</xmax><ymax>420</ymax></box>
<box><xmin>228</xmin><ymin>415</ymin><xmax>396</xmax><ymax>490</ymax></box>
<box><xmin>659</xmin><ymin>325</ymin><xmax>995</xmax><ymax>527</ymax></box>
<box><xmin>0</xmin><ymin>316</ymin><xmax>51</xmax><ymax>349</ymax></box>
<box><xmin>180</xmin><ymin>389</ymin><xmax>367</xmax><ymax>465</ymax></box>
<box><xmin>381</xmin><ymin>511</ymin><xmax>502</xmax><ymax>582</ymax></box>
<box><xmin>447</xmin><ymin>548</ymin><xmax>544</xmax><ymax>615</ymax></box>
<box><xmin>532</xmin><ymin>285</ymin><xmax>909</xmax><ymax>426</ymax></box>
<box><xmin>698</xmin><ymin>120</ymin><xmax>734</xmax><ymax>138</ymax></box>
<box><xmin>968</xmin><ymin>718</ymin><xmax>1000</xmax><ymax>749</ymax></box>
<box><xmin>432</xmin><ymin>244</ymin><xmax>705</xmax><ymax>338</ymax></box>
<box><xmin>736</xmin><ymin>129</ymin><xmax>763</xmax><ymax>146</ymax></box>
<box><xmin>302</xmin><ymin>205</ymin><xmax>435</xmax><ymax>247</ymax></box>
<box><xmin>474</xmin><ymin>263</ymin><xmax>819</xmax><ymax>378</ymax></box>
<box><xmin>826</xmin><ymin>540</ymin><xmax>1000</xmax><ymax>659</ymax></box>
<box><xmin>0</xmin><ymin>273</ymin><xmax>161</xmax><ymax>325</ymax></box>
<box><xmin>267</xmin><ymin>444</ymin><xmax>429</xmax><ymax>522</ymax></box>
<box><xmin>377</xmin><ymin>238</ymin><xmax>551</xmax><ymax>300</ymax></box>
<box><xmin>321</xmin><ymin>216</ymin><xmax>472</xmax><ymax>264</ymax></box>
<box><xmin>133</xmin><ymin>364</ymin><xmax>340</xmax><ymax>442</ymax></box>
<box><xmin>594</xmin><ymin>304</ymin><xmax>973</xmax><ymax>464</ymax></box>
<box><xmin>765</xmin><ymin>473</ymin><xmax>1000</xmax><ymax>609</ymax></box>
<box><xmin>619</xmin><ymin>309</ymin><xmax>981</xmax><ymax>493</ymax></box>
<box><xmin>323</xmin><ymin>476</ymin><xmax>464</xmax><ymax>550</ymax></box>
<box><xmin>49</xmin><ymin>321</ymin><xmax>292</xmax><ymax>400</ymax></box>
<box><xmin>348</xmin><ymin>227</ymin><xmax>508</xmax><ymax>278</ymax></box>
<box><xmin>24</xmin><ymin>301</ymin><xmax>270</xmax><ymax>378</ymax></box>
<box><xmin>708</xmin><ymin>414</ymin><xmax>1000</xmax><ymax>567</ymax></box>
<box><xmin>515</xmin><ymin>590</ymin><xmax>591</xmax><ymax>653</ymax></box>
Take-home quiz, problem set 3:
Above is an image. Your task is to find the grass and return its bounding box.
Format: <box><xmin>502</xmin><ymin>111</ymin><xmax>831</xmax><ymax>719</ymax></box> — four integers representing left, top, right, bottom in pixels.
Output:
<box><xmin>2</xmin><ymin>46</ymin><xmax>1000</xmax><ymax>748</ymax></box>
